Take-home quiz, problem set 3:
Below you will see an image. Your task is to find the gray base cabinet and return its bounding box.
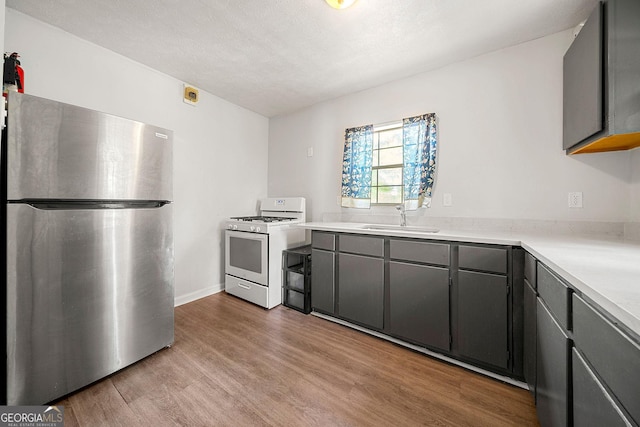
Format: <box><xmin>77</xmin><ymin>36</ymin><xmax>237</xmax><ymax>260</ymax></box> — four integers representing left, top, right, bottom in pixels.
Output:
<box><xmin>458</xmin><ymin>270</ymin><xmax>508</xmax><ymax>369</ymax></box>
<box><xmin>389</xmin><ymin>261</ymin><xmax>450</xmax><ymax>351</ymax></box>
<box><xmin>572</xmin><ymin>293</ymin><xmax>639</xmax><ymax>424</ymax></box>
<box><xmin>338</xmin><ymin>253</ymin><xmax>384</xmax><ymax>329</ymax></box>
<box><xmin>311</xmin><ymin>248</ymin><xmax>335</xmax><ymax>315</ymax></box>
<box><xmin>310</xmin><ymin>231</ymin><xmax>520</xmax><ymax>382</ymax></box>
<box><xmin>523</xmin><ymin>278</ymin><xmax>537</xmax><ymax>399</ymax></box>
<box><xmin>572</xmin><ymin>348</ymin><xmax>631</xmax><ymax>427</ymax></box>
<box><xmin>536</xmin><ymin>299</ymin><xmax>570</xmax><ymax>427</ymax></box>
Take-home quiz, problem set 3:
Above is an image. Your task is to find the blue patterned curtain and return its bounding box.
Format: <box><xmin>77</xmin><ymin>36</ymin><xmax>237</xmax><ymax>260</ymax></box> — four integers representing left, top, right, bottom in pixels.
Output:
<box><xmin>402</xmin><ymin>113</ymin><xmax>437</xmax><ymax>210</ymax></box>
<box><xmin>341</xmin><ymin>125</ymin><xmax>374</xmax><ymax>208</ymax></box>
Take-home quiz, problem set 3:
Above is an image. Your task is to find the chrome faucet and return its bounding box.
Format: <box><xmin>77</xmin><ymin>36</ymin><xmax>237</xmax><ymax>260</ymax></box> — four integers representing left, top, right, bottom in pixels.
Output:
<box><xmin>395</xmin><ymin>205</ymin><xmax>406</xmax><ymax>227</ymax></box>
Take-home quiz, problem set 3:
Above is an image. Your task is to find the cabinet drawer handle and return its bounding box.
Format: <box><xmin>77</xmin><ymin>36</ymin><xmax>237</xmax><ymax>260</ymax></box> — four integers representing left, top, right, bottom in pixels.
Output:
<box><xmin>237</xmin><ymin>283</ymin><xmax>251</xmax><ymax>290</ymax></box>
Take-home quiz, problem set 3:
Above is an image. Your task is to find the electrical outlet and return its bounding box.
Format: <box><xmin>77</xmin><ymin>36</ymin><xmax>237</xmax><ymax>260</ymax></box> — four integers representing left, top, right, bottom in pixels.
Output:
<box><xmin>443</xmin><ymin>193</ymin><xmax>453</xmax><ymax>207</ymax></box>
<box><xmin>307</xmin><ymin>147</ymin><xmax>314</xmax><ymax>157</ymax></box>
<box><xmin>568</xmin><ymin>192</ymin><xmax>583</xmax><ymax>208</ymax></box>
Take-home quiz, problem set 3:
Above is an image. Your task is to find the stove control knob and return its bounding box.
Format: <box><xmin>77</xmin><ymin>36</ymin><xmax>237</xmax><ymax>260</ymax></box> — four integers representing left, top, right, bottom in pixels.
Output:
<box><xmin>250</xmin><ymin>226</ymin><xmax>256</xmax><ymax>232</ymax></box>
<box><xmin>227</xmin><ymin>224</ymin><xmax>233</xmax><ymax>230</ymax></box>
<box><xmin>256</xmin><ymin>226</ymin><xmax>261</xmax><ymax>233</ymax></box>
<box><xmin>232</xmin><ymin>225</ymin><xmax>238</xmax><ymax>230</ymax></box>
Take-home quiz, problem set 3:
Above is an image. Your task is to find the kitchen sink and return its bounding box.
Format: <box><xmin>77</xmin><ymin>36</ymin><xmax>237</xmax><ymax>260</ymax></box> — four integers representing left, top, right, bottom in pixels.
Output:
<box><xmin>362</xmin><ymin>224</ymin><xmax>439</xmax><ymax>233</ymax></box>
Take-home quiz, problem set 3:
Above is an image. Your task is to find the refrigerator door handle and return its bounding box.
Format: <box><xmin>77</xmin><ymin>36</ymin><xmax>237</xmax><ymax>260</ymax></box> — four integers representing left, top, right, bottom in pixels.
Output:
<box><xmin>17</xmin><ymin>200</ymin><xmax>170</xmax><ymax>210</ymax></box>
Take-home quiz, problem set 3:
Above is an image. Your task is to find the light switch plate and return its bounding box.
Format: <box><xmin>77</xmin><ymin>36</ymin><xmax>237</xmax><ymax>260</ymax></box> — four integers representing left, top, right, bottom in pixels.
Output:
<box><xmin>443</xmin><ymin>193</ymin><xmax>453</xmax><ymax>207</ymax></box>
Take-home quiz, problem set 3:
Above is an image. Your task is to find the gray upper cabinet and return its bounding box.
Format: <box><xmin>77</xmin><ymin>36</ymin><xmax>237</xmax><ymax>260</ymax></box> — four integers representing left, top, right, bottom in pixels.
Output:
<box><xmin>563</xmin><ymin>2</ymin><xmax>603</xmax><ymax>150</ymax></box>
<box><xmin>563</xmin><ymin>0</ymin><xmax>640</xmax><ymax>154</ymax></box>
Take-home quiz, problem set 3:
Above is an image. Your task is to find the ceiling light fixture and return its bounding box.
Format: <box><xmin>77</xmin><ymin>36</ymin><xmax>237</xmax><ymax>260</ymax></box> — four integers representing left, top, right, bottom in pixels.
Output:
<box><xmin>325</xmin><ymin>0</ymin><xmax>357</xmax><ymax>9</ymax></box>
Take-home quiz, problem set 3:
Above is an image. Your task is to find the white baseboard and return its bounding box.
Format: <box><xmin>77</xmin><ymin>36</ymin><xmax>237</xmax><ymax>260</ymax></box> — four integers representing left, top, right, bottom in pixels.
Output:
<box><xmin>174</xmin><ymin>283</ymin><xmax>224</xmax><ymax>307</ymax></box>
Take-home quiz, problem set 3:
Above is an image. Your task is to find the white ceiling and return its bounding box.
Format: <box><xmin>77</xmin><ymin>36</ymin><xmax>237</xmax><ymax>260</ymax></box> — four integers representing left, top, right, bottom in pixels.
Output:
<box><xmin>6</xmin><ymin>0</ymin><xmax>596</xmax><ymax>117</ymax></box>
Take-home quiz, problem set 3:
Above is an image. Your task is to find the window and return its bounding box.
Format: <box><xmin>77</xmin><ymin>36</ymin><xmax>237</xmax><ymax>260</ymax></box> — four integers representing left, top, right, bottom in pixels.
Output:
<box><xmin>371</xmin><ymin>123</ymin><xmax>403</xmax><ymax>205</ymax></box>
<box><xmin>341</xmin><ymin>114</ymin><xmax>437</xmax><ymax>210</ymax></box>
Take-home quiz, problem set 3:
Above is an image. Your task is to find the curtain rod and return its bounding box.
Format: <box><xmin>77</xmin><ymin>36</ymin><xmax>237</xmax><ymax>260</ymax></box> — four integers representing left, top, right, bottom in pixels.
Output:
<box><xmin>373</xmin><ymin>120</ymin><xmax>402</xmax><ymax>130</ymax></box>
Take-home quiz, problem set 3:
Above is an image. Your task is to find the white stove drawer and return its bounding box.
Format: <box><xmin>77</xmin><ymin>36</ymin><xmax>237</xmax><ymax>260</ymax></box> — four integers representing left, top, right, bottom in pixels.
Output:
<box><xmin>225</xmin><ymin>275</ymin><xmax>269</xmax><ymax>308</ymax></box>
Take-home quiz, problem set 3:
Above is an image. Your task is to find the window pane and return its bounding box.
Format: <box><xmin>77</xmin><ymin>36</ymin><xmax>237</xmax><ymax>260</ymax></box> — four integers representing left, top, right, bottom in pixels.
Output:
<box><xmin>370</xmin><ymin>187</ymin><xmax>378</xmax><ymax>204</ymax></box>
<box><xmin>377</xmin><ymin>186</ymin><xmax>402</xmax><ymax>204</ymax></box>
<box><xmin>379</xmin><ymin>147</ymin><xmax>402</xmax><ymax>166</ymax></box>
<box><xmin>372</xmin><ymin>149</ymin><xmax>379</xmax><ymax>167</ymax></box>
<box><xmin>373</xmin><ymin>133</ymin><xmax>379</xmax><ymax>150</ymax></box>
<box><xmin>371</xmin><ymin>170</ymin><xmax>378</xmax><ymax>186</ymax></box>
<box><xmin>378</xmin><ymin>128</ymin><xmax>402</xmax><ymax>148</ymax></box>
<box><xmin>378</xmin><ymin>167</ymin><xmax>402</xmax><ymax>185</ymax></box>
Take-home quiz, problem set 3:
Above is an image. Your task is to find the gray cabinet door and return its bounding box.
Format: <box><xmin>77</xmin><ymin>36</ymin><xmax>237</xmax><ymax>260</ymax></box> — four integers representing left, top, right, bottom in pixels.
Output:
<box><xmin>572</xmin><ymin>348</ymin><xmax>632</xmax><ymax>427</ymax></box>
<box><xmin>338</xmin><ymin>253</ymin><xmax>384</xmax><ymax>329</ymax></box>
<box><xmin>458</xmin><ymin>270</ymin><xmax>508</xmax><ymax>369</ymax></box>
<box><xmin>573</xmin><ymin>293</ymin><xmax>640</xmax><ymax>424</ymax></box>
<box><xmin>536</xmin><ymin>299</ymin><xmax>569</xmax><ymax>427</ymax></box>
<box><xmin>389</xmin><ymin>261</ymin><xmax>450</xmax><ymax>351</ymax></box>
<box><xmin>562</xmin><ymin>2</ymin><xmax>603</xmax><ymax>149</ymax></box>
<box><xmin>311</xmin><ymin>249</ymin><xmax>335</xmax><ymax>315</ymax></box>
<box><xmin>523</xmin><ymin>279</ymin><xmax>537</xmax><ymax>400</ymax></box>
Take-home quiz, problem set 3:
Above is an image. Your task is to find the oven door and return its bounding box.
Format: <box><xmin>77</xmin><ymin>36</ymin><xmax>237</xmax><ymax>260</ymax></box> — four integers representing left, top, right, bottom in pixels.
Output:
<box><xmin>225</xmin><ymin>230</ymin><xmax>268</xmax><ymax>286</ymax></box>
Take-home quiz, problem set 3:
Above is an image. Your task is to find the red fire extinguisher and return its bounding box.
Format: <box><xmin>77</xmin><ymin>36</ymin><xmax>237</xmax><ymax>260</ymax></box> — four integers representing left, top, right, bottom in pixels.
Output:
<box><xmin>3</xmin><ymin>52</ymin><xmax>24</xmax><ymax>96</ymax></box>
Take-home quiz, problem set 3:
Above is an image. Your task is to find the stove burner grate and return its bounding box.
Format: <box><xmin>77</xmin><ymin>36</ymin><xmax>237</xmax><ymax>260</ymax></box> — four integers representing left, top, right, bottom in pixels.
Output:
<box><xmin>230</xmin><ymin>216</ymin><xmax>294</xmax><ymax>223</ymax></box>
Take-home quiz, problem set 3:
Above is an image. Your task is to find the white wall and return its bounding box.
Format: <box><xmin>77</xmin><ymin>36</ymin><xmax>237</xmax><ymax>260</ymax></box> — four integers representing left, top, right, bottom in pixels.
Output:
<box><xmin>0</xmin><ymin>0</ymin><xmax>5</xmax><ymax>62</ymax></box>
<box><xmin>269</xmin><ymin>30</ymin><xmax>632</xmax><ymax>223</ymax></box>
<box><xmin>4</xmin><ymin>9</ymin><xmax>269</xmax><ymax>304</ymax></box>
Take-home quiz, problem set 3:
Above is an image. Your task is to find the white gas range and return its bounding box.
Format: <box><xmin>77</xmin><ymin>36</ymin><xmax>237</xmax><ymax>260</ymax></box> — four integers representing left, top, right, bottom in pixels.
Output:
<box><xmin>224</xmin><ymin>197</ymin><xmax>307</xmax><ymax>309</ymax></box>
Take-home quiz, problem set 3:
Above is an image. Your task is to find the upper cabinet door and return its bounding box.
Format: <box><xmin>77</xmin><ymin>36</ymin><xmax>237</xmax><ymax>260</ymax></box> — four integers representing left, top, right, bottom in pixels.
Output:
<box><xmin>563</xmin><ymin>2</ymin><xmax>603</xmax><ymax>150</ymax></box>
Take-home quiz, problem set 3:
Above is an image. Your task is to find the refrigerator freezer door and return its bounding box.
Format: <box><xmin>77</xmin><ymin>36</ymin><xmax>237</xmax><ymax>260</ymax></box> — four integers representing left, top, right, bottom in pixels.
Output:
<box><xmin>6</xmin><ymin>92</ymin><xmax>172</xmax><ymax>202</ymax></box>
<box><xmin>5</xmin><ymin>203</ymin><xmax>174</xmax><ymax>405</ymax></box>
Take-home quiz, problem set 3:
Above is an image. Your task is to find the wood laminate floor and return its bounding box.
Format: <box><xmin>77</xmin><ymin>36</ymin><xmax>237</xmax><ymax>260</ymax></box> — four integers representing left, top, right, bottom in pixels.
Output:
<box><xmin>56</xmin><ymin>292</ymin><xmax>539</xmax><ymax>426</ymax></box>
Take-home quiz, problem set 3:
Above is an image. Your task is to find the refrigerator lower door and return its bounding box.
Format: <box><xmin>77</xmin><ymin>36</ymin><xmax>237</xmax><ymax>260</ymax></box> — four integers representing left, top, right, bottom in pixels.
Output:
<box><xmin>5</xmin><ymin>203</ymin><xmax>174</xmax><ymax>405</ymax></box>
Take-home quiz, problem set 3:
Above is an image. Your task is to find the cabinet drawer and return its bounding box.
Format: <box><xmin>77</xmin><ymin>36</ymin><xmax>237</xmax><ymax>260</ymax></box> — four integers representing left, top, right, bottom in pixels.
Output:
<box><xmin>312</xmin><ymin>231</ymin><xmax>335</xmax><ymax>251</ymax></box>
<box><xmin>339</xmin><ymin>234</ymin><xmax>384</xmax><ymax>257</ymax></box>
<box><xmin>572</xmin><ymin>348</ymin><xmax>632</xmax><ymax>427</ymax></box>
<box><xmin>537</xmin><ymin>263</ymin><xmax>571</xmax><ymax>331</ymax></box>
<box><xmin>459</xmin><ymin>245</ymin><xmax>507</xmax><ymax>274</ymax></box>
<box><xmin>389</xmin><ymin>239</ymin><xmax>449</xmax><ymax>266</ymax></box>
<box><xmin>225</xmin><ymin>275</ymin><xmax>268</xmax><ymax>307</ymax></box>
<box><xmin>286</xmin><ymin>271</ymin><xmax>305</xmax><ymax>292</ymax></box>
<box><xmin>573</xmin><ymin>294</ymin><xmax>640</xmax><ymax>423</ymax></box>
<box><xmin>524</xmin><ymin>252</ymin><xmax>537</xmax><ymax>286</ymax></box>
<box><xmin>284</xmin><ymin>289</ymin><xmax>308</xmax><ymax>313</ymax></box>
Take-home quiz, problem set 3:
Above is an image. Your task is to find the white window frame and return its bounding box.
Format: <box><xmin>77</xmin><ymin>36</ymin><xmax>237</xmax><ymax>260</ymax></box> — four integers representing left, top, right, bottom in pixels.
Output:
<box><xmin>371</xmin><ymin>121</ymin><xmax>403</xmax><ymax>206</ymax></box>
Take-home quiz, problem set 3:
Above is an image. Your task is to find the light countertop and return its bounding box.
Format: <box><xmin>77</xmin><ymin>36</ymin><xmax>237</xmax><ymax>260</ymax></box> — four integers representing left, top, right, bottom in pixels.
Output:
<box><xmin>298</xmin><ymin>222</ymin><xmax>640</xmax><ymax>338</ymax></box>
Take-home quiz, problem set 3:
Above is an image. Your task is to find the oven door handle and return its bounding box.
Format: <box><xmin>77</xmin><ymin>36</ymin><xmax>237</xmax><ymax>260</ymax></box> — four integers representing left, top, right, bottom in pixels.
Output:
<box><xmin>237</xmin><ymin>283</ymin><xmax>251</xmax><ymax>290</ymax></box>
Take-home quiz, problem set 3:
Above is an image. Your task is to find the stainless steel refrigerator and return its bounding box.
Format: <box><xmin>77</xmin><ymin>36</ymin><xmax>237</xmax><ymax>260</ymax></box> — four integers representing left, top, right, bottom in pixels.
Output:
<box><xmin>1</xmin><ymin>92</ymin><xmax>174</xmax><ymax>405</ymax></box>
